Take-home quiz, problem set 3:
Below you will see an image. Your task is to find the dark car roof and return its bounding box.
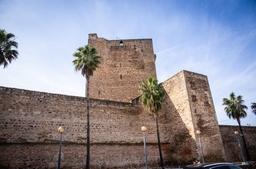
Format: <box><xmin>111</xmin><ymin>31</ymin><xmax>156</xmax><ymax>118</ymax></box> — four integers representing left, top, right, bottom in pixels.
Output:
<box><xmin>186</xmin><ymin>163</ymin><xmax>241</xmax><ymax>169</ymax></box>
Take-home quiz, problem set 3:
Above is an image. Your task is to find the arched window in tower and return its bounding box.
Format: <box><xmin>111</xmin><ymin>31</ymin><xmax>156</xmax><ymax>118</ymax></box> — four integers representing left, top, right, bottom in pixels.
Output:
<box><xmin>119</xmin><ymin>40</ymin><xmax>124</xmax><ymax>46</ymax></box>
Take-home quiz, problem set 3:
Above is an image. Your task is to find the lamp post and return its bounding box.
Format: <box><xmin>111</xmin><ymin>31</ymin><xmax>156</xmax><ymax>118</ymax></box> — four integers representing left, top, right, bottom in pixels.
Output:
<box><xmin>141</xmin><ymin>126</ymin><xmax>148</xmax><ymax>169</ymax></box>
<box><xmin>234</xmin><ymin>131</ymin><xmax>245</xmax><ymax>163</ymax></box>
<box><xmin>58</xmin><ymin>126</ymin><xmax>64</xmax><ymax>169</ymax></box>
<box><xmin>196</xmin><ymin>130</ymin><xmax>205</xmax><ymax>163</ymax></box>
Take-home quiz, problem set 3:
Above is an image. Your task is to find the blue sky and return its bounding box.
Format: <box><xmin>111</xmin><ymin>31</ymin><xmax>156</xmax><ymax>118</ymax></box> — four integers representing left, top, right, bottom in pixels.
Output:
<box><xmin>1</xmin><ymin>0</ymin><xmax>256</xmax><ymax>126</ymax></box>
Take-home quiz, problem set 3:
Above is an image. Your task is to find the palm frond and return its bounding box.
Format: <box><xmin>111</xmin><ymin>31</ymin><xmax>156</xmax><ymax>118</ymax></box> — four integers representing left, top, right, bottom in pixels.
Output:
<box><xmin>0</xmin><ymin>29</ymin><xmax>18</xmax><ymax>68</ymax></box>
<box><xmin>139</xmin><ymin>77</ymin><xmax>165</xmax><ymax>114</ymax></box>
<box><xmin>72</xmin><ymin>45</ymin><xmax>101</xmax><ymax>77</ymax></box>
<box><xmin>223</xmin><ymin>92</ymin><xmax>248</xmax><ymax>122</ymax></box>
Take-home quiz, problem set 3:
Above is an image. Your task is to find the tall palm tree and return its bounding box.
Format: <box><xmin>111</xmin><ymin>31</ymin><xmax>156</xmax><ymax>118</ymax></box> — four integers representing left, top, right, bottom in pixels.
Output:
<box><xmin>73</xmin><ymin>45</ymin><xmax>101</xmax><ymax>169</ymax></box>
<box><xmin>223</xmin><ymin>92</ymin><xmax>250</xmax><ymax>161</ymax></box>
<box><xmin>0</xmin><ymin>29</ymin><xmax>18</xmax><ymax>68</ymax></box>
<box><xmin>139</xmin><ymin>77</ymin><xmax>165</xmax><ymax>169</ymax></box>
<box><xmin>251</xmin><ymin>102</ymin><xmax>256</xmax><ymax>115</ymax></box>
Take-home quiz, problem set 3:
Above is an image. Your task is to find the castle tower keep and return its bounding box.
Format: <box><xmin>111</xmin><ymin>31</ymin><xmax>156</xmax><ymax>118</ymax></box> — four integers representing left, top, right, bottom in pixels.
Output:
<box><xmin>88</xmin><ymin>33</ymin><xmax>156</xmax><ymax>102</ymax></box>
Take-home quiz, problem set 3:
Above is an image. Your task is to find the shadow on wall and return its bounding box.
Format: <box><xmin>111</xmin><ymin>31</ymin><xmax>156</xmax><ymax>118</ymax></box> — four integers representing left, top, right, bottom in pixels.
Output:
<box><xmin>160</xmin><ymin>94</ymin><xmax>198</xmax><ymax>166</ymax></box>
<box><xmin>220</xmin><ymin>125</ymin><xmax>256</xmax><ymax>162</ymax></box>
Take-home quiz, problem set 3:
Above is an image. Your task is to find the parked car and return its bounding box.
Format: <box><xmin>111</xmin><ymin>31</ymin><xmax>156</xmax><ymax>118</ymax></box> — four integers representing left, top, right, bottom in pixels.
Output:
<box><xmin>186</xmin><ymin>163</ymin><xmax>242</xmax><ymax>169</ymax></box>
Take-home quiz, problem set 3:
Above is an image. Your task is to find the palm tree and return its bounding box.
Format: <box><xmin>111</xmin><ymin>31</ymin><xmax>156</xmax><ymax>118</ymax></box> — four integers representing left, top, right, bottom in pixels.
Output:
<box><xmin>223</xmin><ymin>92</ymin><xmax>250</xmax><ymax>161</ymax></box>
<box><xmin>0</xmin><ymin>29</ymin><xmax>18</xmax><ymax>68</ymax></box>
<box><xmin>73</xmin><ymin>45</ymin><xmax>101</xmax><ymax>169</ymax></box>
<box><xmin>139</xmin><ymin>77</ymin><xmax>165</xmax><ymax>169</ymax></box>
<box><xmin>251</xmin><ymin>102</ymin><xmax>256</xmax><ymax>115</ymax></box>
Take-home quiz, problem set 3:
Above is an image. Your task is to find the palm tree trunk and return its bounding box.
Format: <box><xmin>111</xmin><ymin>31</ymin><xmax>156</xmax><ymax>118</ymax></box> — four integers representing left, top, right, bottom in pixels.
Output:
<box><xmin>154</xmin><ymin>113</ymin><xmax>164</xmax><ymax>169</ymax></box>
<box><xmin>86</xmin><ymin>76</ymin><xmax>90</xmax><ymax>169</ymax></box>
<box><xmin>237</xmin><ymin>118</ymin><xmax>250</xmax><ymax>161</ymax></box>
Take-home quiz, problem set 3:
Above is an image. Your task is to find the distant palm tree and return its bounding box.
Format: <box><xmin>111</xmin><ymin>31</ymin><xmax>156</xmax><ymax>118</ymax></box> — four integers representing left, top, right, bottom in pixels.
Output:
<box><xmin>139</xmin><ymin>77</ymin><xmax>165</xmax><ymax>169</ymax></box>
<box><xmin>252</xmin><ymin>102</ymin><xmax>256</xmax><ymax>115</ymax></box>
<box><xmin>73</xmin><ymin>45</ymin><xmax>101</xmax><ymax>169</ymax></box>
<box><xmin>0</xmin><ymin>29</ymin><xmax>18</xmax><ymax>68</ymax></box>
<box><xmin>223</xmin><ymin>92</ymin><xmax>250</xmax><ymax>161</ymax></box>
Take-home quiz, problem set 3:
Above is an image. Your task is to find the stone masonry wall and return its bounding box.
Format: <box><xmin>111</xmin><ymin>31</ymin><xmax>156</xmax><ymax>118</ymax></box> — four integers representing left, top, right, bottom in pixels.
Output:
<box><xmin>1</xmin><ymin>83</ymin><xmax>256</xmax><ymax>168</ymax></box>
<box><xmin>1</xmin><ymin>31</ymin><xmax>256</xmax><ymax>169</ymax></box>
<box><xmin>0</xmin><ymin>144</ymin><xmax>172</xmax><ymax>169</ymax></box>
<box><xmin>162</xmin><ymin>70</ymin><xmax>226</xmax><ymax>164</ymax></box>
<box><xmin>219</xmin><ymin>125</ymin><xmax>256</xmax><ymax>162</ymax></box>
<box><xmin>162</xmin><ymin>70</ymin><xmax>197</xmax><ymax>165</ymax></box>
<box><xmin>88</xmin><ymin>34</ymin><xmax>156</xmax><ymax>102</ymax></box>
<box><xmin>0</xmin><ymin>86</ymin><xmax>171</xmax><ymax>168</ymax></box>
<box><xmin>183</xmin><ymin>71</ymin><xmax>226</xmax><ymax>162</ymax></box>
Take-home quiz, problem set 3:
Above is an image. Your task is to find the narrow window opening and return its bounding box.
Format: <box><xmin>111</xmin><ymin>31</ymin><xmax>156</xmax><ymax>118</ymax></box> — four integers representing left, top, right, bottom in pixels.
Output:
<box><xmin>119</xmin><ymin>40</ymin><xmax>124</xmax><ymax>46</ymax></box>
<box><xmin>120</xmin><ymin>74</ymin><xmax>122</xmax><ymax>79</ymax></box>
<box><xmin>192</xmin><ymin>95</ymin><xmax>197</xmax><ymax>102</ymax></box>
<box><xmin>120</xmin><ymin>63</ymin><xmax>122</xmax><ymax>67</ymax></box>
<box><xmin>190</xmin><ymin>82</ymin><xmax>196</xmax><ymax>90</ymax></box>
<box><xmin>98</xmin><ymin>90</ymin><xmax>101</xmax><ymax>95</ymax></box>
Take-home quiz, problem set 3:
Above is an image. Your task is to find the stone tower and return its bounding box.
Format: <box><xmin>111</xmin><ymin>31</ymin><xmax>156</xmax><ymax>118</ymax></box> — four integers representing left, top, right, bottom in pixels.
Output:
<box><xmin>162</xmin><ymin>70</ymin><xmax>226</xmax><ymax>163</ymax></box>
<box><xmin>88</xmin><ymin>33</ymin><xmax>156</xmax><ymax>102</ymax></box>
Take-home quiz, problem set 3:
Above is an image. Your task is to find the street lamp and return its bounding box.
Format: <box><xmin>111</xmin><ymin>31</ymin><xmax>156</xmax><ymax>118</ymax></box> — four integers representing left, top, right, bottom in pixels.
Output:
<box><xmin>141</xmin><ymin>126</ymin><xmax>148</xmax><ymax>169</ymax></box>
<box><xmin>234</xmin><ymin>131</ymin><xmax>245</xmax><ymax>163</ymax></box>
<box><xmin>58</xmin><ymin>126</ymin><xmax>64</xmax><ymax>169</ymax></box>
<box><xmin>196</xmin><ymin>130</ymin><xmax>205</xmax><ymax>163</ymax></box>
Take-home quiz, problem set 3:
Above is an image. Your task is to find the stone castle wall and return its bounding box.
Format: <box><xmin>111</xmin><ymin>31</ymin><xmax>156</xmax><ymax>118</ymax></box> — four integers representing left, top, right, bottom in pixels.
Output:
<box><xmin>88</xmin><ymin>34</ymin><xmax>156</xmax><ymax>102</ymax></box>
<box><xmin>0</xmin><ymin>85</ymin><xmax>256</xmax><ymax>168</ymax></box>
<box><xmin>1</xmin><ymin>33</ymin><xmax>255</xmax><ymax>169</ymax></box>
<box><xmin>0</xmin><ymin>86</ymin><xmax>171</xmax><ymax>169</ymax></box>
<box><xmin>220</xmin><ymin>125</ymin><xmax>256</xmax><ymax>162</ymax></box>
